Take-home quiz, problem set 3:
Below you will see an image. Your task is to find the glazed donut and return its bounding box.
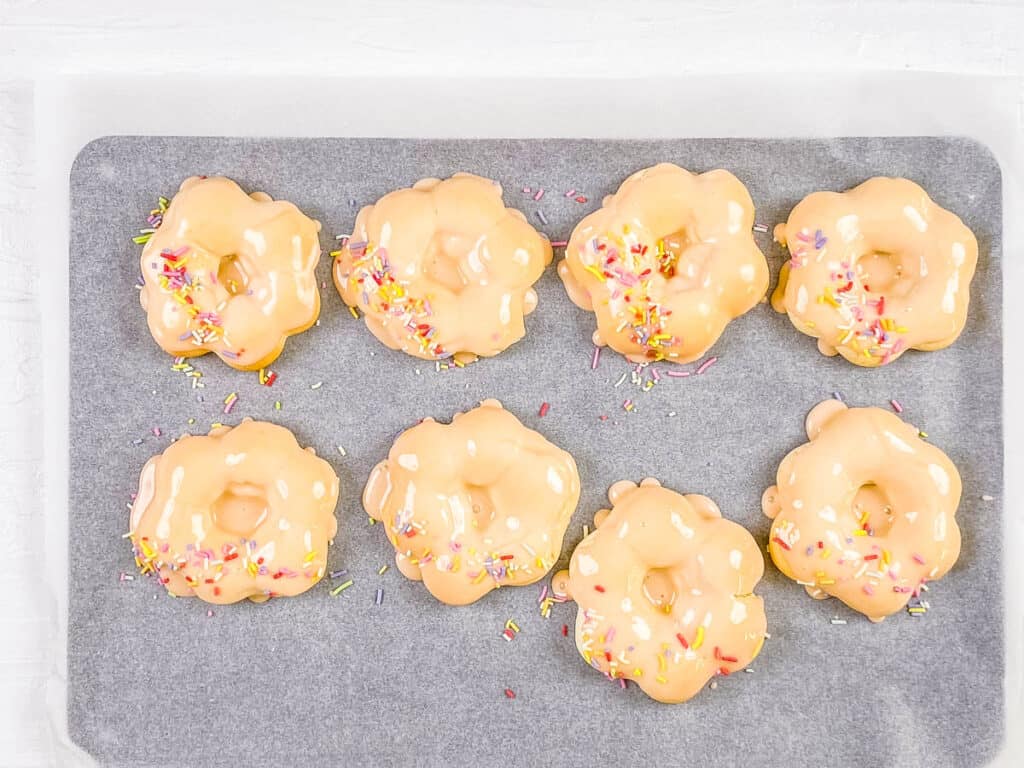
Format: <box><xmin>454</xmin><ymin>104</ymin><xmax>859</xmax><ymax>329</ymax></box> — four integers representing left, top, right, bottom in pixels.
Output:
<box><xmin>772</xmin><ymin>177</ymin><xmax>978</xmax><ymax>366</ymax></box>
<box><xmin>139</xmin><ymin>176</ymin><xmax>322</xmax><ymax>370</ymax></box>
<box><xmin>762</xmin><ymin>400</ymin><xmax>962</xmax><ymax>621</ymax></box>
<box><xmin>130</xmin><ymin>419</ymin><xmax>340</xmax><ymax>604</ymax></box>
<box><xmin>559</xmin><ymin>163</ymin><xmax>769</xmax><ymax>363</ymax></box>
<box><xmin>552</xmin><ymin>479</ymin><xmax>767</xmax><ymax>703</ymax></box>
<box><xmin>333</xmin><ymin>174</ymin><xmax>552</xmax><ymax>362</ymax></box>
<box><xmin>363</xmin><ymin>399</ymin><xmax>580</xmax><ymax>605</ymax></box>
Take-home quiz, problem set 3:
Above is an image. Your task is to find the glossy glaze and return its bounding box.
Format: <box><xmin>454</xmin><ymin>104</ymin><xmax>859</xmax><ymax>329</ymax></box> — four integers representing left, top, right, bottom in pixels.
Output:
<box><xmin>333</xmin><ymin>174</ymin><xmax>552</xmax><ymax>362</ymax></box>
<box><xmin>130</xmin><ymin>419</ymin><xmax>340</xmax><ymax>604</ymax></box>
<box><xmin>772</xmin><ymin>177</ymin><xmax>978</xmax><ymax>366</ymax></box>
<box><xmin>363</xmin><ymin>399</ymin><xmax>579</xmax><ymax>605</ymax></box>
<box><xmin>552</xmin><ymin>478</ymin><xmax>767</xmax><ymax>703</ymax></box>
<box><xmin>139</xmin><ymin>176</ymin><xmax>322</xmax><ymax>371</ymax></box>
<box><xmin>762</xmin><ymin>400</ymin><xmax>962</xmax><ymax>621</ymax></box>
<box><xmin>558</xmin><ymin>163</ymin><xmax>769</xmax><ymax>364</ymax></box>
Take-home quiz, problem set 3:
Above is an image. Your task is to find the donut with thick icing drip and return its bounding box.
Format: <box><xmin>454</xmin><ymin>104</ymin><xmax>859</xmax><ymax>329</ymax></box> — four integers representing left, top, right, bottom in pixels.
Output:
<box><xmin>554</xmin><ymin>478</ymin><xmax>767</xmax><ymax>703</ymax></box>
<box><xmin>763</xmin><ymin>400</ymin><xmax>962</xmax><ymax>621</ymax></box>
<box><xmin>559</xmin><ymin>163</ymin><xmax>769</xmax><ymax>363</ymax></box>
<box><xmin>772</xmin><ymin>177</ymin><xmax>978</xmax><ymax>366</ymax></box>
<box><xmin>333</xmin><ymin>174</ymin><xmax>552</xmax><ymax>362</ymax></box>
<box><xmin>139</xmin><ymin>176</ymin><xmax>323</xmax><ymax>370</ymax></box>
<box><xmin>363</xmin><ymin>399</ymin><xmax>580</xmax><ymax>605</ymax></box>
<box><xmin>129</xmin><ymin>419</ymin><xmax>340</xmax><ymax>604</ymax></box>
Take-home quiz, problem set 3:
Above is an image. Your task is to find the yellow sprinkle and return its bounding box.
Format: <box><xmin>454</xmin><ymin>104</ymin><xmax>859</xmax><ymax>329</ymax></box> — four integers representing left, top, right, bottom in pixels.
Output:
<box><xmin>853</xmin><ymin>529</ymin><xmax>868</xmax><ymax>536</ymax></box>
<box><xmin>919</xmin><ymin>431</ymin><xmax>928</xmax><ymax>438</ymax></box>
<box><xmin>692</xmin><ymin>626</ymin><xmax>705</xmax><ymax>650</ymax></box>
<box><xmin>368</xmin><ymin>517</ymin><xmax>376</xmax><ymax>525</ymax></box>
<box><xmin>274</xmin><ymin>401</ymin><xmax>282</xmax><ymax>410</ymax></box>
<box><xmin>658</xmin><ymin>654</ymin><xmax>666</xmax><ymax>673</ymax></box>
<box><xmin>858</xmin><ymin>510</ymin><xmax>870</xmax><ymax>525</ymax></box>
<box><xmin>210</xmin><ymin>422</ymin><xmax>223</xmax><ymax>429</ymax></box>
<box><xmin>247</xmin><ymin>561</ymin><xmax>258</xmax><ymax>576</ymax></box>
<box><xmin>633</xmin><ymin>667</ymin><xmax>643</xmax><ymax>677</ymax></box>
<box><xmin>258</xmin><ymin>368</ymin><xmax>266</xmax><ymax>384</ymax></box>
<box><xmin>821</xmin><ymin>548</ymin><xmax>831</xmax><ymax>559</ymax></box>
<box><xmin>882</xmin><ymin>550</ymin><xmax>891</xmax><ymax>566</ymax></box>
<box><xmin>656</xmin><ymin>676</ymin><xmax>667</xmax><ymax>684</ymax></box>
<box><xmin>377</xmin><ymin>564</ymin><xmax>389</xmax><ymax>575</ymax></box>
<box><xmin>453</xmin><ymin>358</ymin><xmax>465</xmax><ymax>368</ymax></box>
<box><xmin>330</xmin><ymin>579</ymin><xmax>354</xmax><ymax>596</ymax></box>
<box><xmin>472</xmin><ymin>570</ymin><xmax>488</xmax><ymax>584</ymax></box>
<box><xmin>506</xmin><ymin>620</ymin><xmax>520</xmax><ymax>633</ymax></box>
<box><xmin>303</xmin><ymin>551</ymin><xmax>317</xmax><ymax>564</ymax></box>
<box><xmin>223</xmin><ymin>392</ymin><xmax>237</xmax><ymax>405</ymax></box>
<box><xmin>349</xmin><ymin>305</ymin><xmax>360</xmax><ymax>319</ymax></box>
<box><xmin>584</xmin><ymin>264</ymin><xmax>607</xmax><ymax>282</ymax></box>
<box><xmin>818</xmin><ymin>578</ymin><xmax>836</xmax><ymax>585</ymax></box>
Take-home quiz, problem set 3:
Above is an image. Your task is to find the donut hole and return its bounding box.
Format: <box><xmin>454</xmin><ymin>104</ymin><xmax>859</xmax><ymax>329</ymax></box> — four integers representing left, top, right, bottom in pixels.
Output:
<box><xmin>642</xmin><ymin>567</ymin><xmax>679</xmax><ymax>614</ymax></box>
<box><xmin>217</xmin><ymin>253</ymin><xmax>250</xmax><ymax>296</ymax></box>
<box><xmin>212</xmin><ymin>482</ymin><xmax>270</xmax><ymax>535</ymax></box>
<box><xmin>856</xmin><ymin>250</ymin><xmax>916</xmax><ymax>297</ymax></box>
<box><xmin>660</xmin><ymin>228</ymin><xmax>707</xmax><ymax>290</ymax></box>
<box><xmin>467</xmin><ymin>485</ymin><xmax>496</xmax><ymax>532</ymax></box>
<box><xmin>425</xmin><ymin>235</ymin><xmax>468</xmax><ymax>293</ymax></box>
<box><xmin>852</xmin><ymin>482</ymin><xmax>896</xmax><ymax>537</ymax></box>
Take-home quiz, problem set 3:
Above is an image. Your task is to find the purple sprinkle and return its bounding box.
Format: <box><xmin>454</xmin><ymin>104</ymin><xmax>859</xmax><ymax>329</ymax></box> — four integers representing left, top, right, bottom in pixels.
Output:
<box><xmin>536</xmin><ymin>210</ymin><xmax>548</xmax><ymax>225</ymax></box>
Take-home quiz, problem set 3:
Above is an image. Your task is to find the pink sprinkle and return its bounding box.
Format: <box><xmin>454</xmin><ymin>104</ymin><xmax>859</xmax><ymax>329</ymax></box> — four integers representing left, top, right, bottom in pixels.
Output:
<box><xmin>538</xmin><ymin>585</ymin><xmax>548</xmax><ymax>603</ymax></box>
<box><xmin>533</xmin><ymin>188</ymin><xmax>545</xmax><ymax>201</ymax></box>
<box><xmin>695</xmin><ymin>356</ymin><xmax>718</xmax><ymax>375</ymax></box>
<box><xmin>151</xmin><ymin>427</ymin><xmax>162</xmax><ymax>437</ymax></box>
<box><xmin>207</xmin><ymin>610</ymin><xmax>214</xmax><ymax>617</ymax></box>
<box><xmin>890</xmin><ymin>399</ymin><xmax>903</xmax><ymax>413</ymax></box>
<box><xmin>666</xmin><ymin>370</ymin><xmax>691</xmax><ymax>378</ymax></box>
<box><xmin>862</xmin><ymin>584</ymin><xmax>875</xmax><ymax>596</ymax></box>
<box><xmin>522</xmin><ymin>186</ymin><xmax>531</xmax><ymax>194</ymax></box>
<box><xmin>912</xmin><ymin>553</ymin><xmax>926</xmax><ymax>564</ymax></box>
<box><xmin>591</xmin><ymin>346</ymin><xmax>601</xmax><ymax>370</ymax></box>
<box><xmin>224</xmin><ymin>395</ymin><xmax>238</xmax><ymax>414</ymax></box>
<box><xmin>550</xmin><ymin>240</ymin><xmax>568</xmax><ymax>248</ymax></box>
<box><xmin>618</xmin><ymin>678</ymin><xmax>627</xmax><ymax>690</ymax></box>
<box><xmin>651</xmin><ymin>368</ymin><xmax>661</xmax><ymax>382</ymax></box>
<box><xmin>622</xmin><ymin>399</ymin><xmax>633</xmax><ymax>411</ymax></box>
<box><xmin>565</xmin><ymin>188</ymin><xmax>577</xmax><ymax>197</ymax></box>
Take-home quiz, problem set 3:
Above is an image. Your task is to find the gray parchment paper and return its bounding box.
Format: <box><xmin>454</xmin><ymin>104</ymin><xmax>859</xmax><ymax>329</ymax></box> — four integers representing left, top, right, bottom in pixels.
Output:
<box><xmin>68</xmin><ymin>137</ymin><xmax>1003</xmax><ymax>768</ymax></box>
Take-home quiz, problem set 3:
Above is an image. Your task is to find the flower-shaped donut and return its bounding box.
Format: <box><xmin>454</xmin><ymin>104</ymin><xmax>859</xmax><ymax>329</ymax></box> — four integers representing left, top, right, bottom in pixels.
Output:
<box><xmin>130</xmin><ymin>419</ymin><xmax>340</xmax><ymax>604</ymax></box>
<box><xmin>762</xmin><ymin>400</ymin><xmax>962</xmax><ymax>621</ymax></box>
<box><xmin>333</xmin><ymin>174</ymin><xmax>553</xmax><ymax>362</ymax></box>
<box><xmin>772</xmin><ymin>177</ymin><xmax>979</xmax><ymax>366</ymax></box>
<box><xmin>139</xmin><ymin>176</ymin><xmax>322</xmax><ymax>370</ymax></box>
<box><xmin>552</xmin><ymin>478</ymin><xmax>767</xmax><ymax>703</ymax></box>
<box><xmin>559</xmin><ymin>163</ymin><xmax>769</xmax><ymax>363</ymax></box>
<box><xmin>363</xmin><ymin>399</ymin><xmax>580</xmax><ymax>605</ymax></box>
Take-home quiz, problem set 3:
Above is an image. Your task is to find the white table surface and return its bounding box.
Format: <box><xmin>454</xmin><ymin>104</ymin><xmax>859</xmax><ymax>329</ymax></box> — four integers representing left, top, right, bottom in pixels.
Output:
<box><xmin>3</xmin><ymin>2</ymin><xmax>1024</xmax><ymax>766</ymax></box>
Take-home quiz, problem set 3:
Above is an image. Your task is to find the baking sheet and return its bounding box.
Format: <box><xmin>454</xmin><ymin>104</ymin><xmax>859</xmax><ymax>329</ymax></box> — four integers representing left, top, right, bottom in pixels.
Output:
<box><xmin>68</xmin><ymin>137</ymin><xmax>1003</xmax><ymax>767</ymax></box>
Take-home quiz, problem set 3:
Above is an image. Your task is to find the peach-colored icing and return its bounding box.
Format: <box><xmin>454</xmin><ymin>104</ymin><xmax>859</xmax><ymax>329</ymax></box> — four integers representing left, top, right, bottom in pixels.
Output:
<box><xmin>552</xmin><ymin>478</ymin><xmax>767</xmax><ymax>703</ymax></box>
<box><xmin>771</xmin><ymin>177</ymin><xmax>978</xmax><ymax>366</ymax></box>
<box><xmin>333</xmin><ymin>174</ymin><xmax>552</xmax><ymax>362</ymax></box>
<box><xmin>762</xmin><ymin>400</ymin><xmax>962</xmax><ymax>621</ymax></box>
<box><xmin>363</xmin><ymin>399</ymin><xmax>579</xmax><ymax>605</ymax></box>
<box><xmin>558</xmin><ymin>163</ymin><xmax>769</xmax><ymax>364</ymax></box>
<box><xmin>139</xmin><ymin>176</ymin><xmax>322</xmax><ymax>371</ymax></box>
<box><xmin>129</xmin><ymin>419</ymin><xmax>340</xmax><ymax>604</ymax></box>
